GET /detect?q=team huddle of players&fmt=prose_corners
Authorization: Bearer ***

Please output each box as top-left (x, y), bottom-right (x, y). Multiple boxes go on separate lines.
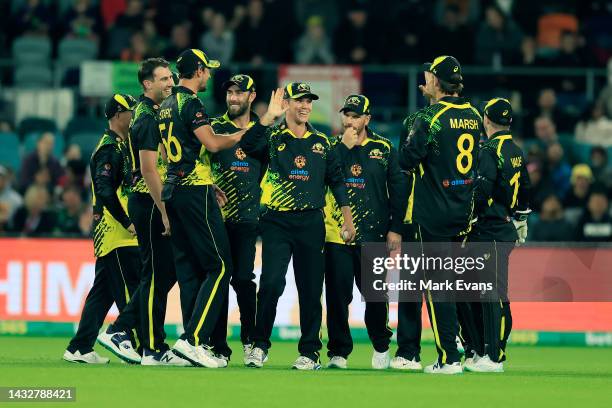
top-left (62, 49), bottom-right (530, 374)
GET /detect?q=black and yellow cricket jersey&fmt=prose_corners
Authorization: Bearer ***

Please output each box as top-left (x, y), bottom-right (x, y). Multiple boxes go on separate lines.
top-left (128, 95), bottom-right (167, 193)
top-left (158, 86), bottom-right (214, 186)
top-left (400, 96), bottom-right (483, 237)
top-left (324, 128), bottom-right (408, 244)
top-left (91, 130), bottom-right (138, 257)
top-left (474, 131), bottom-right (530, 233)
top-left (241, 120), bottom-right (349, 211)
top-left (210, 112), bottom-right (266, 223)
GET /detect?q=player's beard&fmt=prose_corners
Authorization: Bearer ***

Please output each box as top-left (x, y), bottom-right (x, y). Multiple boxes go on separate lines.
top-left (227, 101), bottom-right (249, 119)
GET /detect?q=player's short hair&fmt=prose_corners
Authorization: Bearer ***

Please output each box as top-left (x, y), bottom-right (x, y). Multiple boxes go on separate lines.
top-left (138, 57), bottom-right (170, 87)
top-left (438, 78), bottom-right (464, 95)
top-left (179, 70), bottom-right (197, 80)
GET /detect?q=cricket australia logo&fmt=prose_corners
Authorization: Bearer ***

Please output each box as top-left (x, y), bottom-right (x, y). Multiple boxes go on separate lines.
top-left (312, 142), bottom-right (324, 154)
top-left (297, 83), bottom-right (310, 92)
top-left (369, 148), bottom-right (383, 160)
top-left (351, 164), bottom-right (362, 177)
top-left (347, 96), bottom-right (361, 106)
top-left (231, 74), bottom-right (247, 83)
top-left (294, 155), bottom-right (307, 169)
top-left (235, 147), bottom-right (246, 160)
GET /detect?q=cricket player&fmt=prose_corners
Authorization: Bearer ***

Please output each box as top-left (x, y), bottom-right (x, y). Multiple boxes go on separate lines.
top-left (464, 98), bottom-right (530, 373)
top-left (64, 94), bottom-right (141, 364)
top-left (400, 55), bottom-right (482, 374)
top-left (324, 94), bottom-right (407, 370)
top-left (161, 49), bottom-right (283, 368)
top-left (242, 82), bottom-right (356, 370)
top-left (208, 74), bottom-right (266, 364)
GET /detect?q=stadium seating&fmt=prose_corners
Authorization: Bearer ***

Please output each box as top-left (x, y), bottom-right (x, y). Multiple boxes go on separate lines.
top-left (0, 132), bottom-right (21, 173)
top-left (69, 132), bottom-right (100, 158)
top-left (11, 36), bottom-right (52, 66)
top-left (64, 116), bottom-right (107, 139)
top-left (14, 65), bottom-right (53, 89)
top-left (22, 132), bottom-right (65, 158)
top-left (18, 117), bottom-right (57, 137)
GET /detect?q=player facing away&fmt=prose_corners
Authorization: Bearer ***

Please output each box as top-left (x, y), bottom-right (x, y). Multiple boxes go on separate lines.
top-left (208, 74), bottom-right (266, 365)
top-left (400, 55), bottom-right (482, 374)
top-left (464, 98), bottom-right (530, 373)
top-left (64, 94), bottom-right (141, 364)
top-left (161, 49), bottom-right (284, 368)
top-left (324, 94), bottom-right (408, 370)
top-left (242, 82), bottom-right (356, 370)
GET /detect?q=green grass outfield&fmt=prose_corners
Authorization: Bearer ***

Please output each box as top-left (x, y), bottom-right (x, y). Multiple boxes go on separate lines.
top-left (1, 337), bottom-right (611, 408)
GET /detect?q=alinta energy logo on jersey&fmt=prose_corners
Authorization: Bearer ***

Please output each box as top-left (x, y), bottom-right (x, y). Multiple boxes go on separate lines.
top-left (346, 163), bottom-right (366, 189)
top-left (351, 164), bottom-right (362, 177)
top-left (369, 148), bottom-right (383, 160)
top-left (311, 142), bottom-right (324, 155)
top-left (231, 147), bottom-right (250, 173)
top-left (290, 155), bottom-right (309, 181)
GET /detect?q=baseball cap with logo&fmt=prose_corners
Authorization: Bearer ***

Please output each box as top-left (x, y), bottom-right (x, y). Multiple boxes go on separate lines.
top-left (283, 82), bottom-right (319, 100)
top-left (104, 93), bottom-right (137, 119)
top-left (222, 74), bottom-right (256, 92)
top-left (484, 97), bottom-right (513, 126)
top-left (339, 94), bottom-right (371, 115)
top-left (176, 49), bottom-right (221, 75)
top-left (423, 55), bottom-right (463, 84)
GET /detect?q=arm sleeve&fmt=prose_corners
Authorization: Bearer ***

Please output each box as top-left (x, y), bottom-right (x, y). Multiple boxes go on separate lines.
top-left (134, 114), bottom-right (160, 151)
top-left (473, 148), bottom-right (498, 216)
top-left (399, 116), bottom-right (429, 172)
top-left (325, 144), bottom-right (349, 207)
top-left (182, 97), bottom-right (210, 133)
top-left (387, 146), bottom-right (410, 233)
top-left (515, 158), bottom-right (531, 212)
top-left (93, 146), bottom-right (131, 229)
top-left (240, 122), bottom-right (269, 162)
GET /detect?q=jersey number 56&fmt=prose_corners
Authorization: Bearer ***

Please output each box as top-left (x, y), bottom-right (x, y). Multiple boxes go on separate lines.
top-left (159, 122), bottom-right (182, 163)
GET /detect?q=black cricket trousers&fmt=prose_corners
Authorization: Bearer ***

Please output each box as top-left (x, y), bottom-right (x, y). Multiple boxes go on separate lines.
top-left (252, 209), bottom-right (325, 362)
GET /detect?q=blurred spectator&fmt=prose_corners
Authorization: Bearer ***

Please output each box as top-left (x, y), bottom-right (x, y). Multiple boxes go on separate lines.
top-left (520, 36), bottom-right (542, 66)
top-left (474, 5), bottom-right (523, 66)
top-left (387, 1), bottom-right (431, 64)
top-left (18, 132), bottom-right (63, 194)
top-left (12, 0), bottom-right (53, 36)
top-left (121, 31), bottom-right (149, 62)
top-left (234, 0), bottom-right (273, 65)
top-left (527, 161), bottom-right (556, 212)
top-left (8, 185), bottom-right (56, 237)
top-left (429, 4), bottom-right (473, 65)
top-left (596, 59), bottom-right (612, 118)
top-left (294, 0), bottom-right (339, 34)
top-left (563, 164), bottom-right (593, 209)
top-left (574, 102), bottom-right (612, 146)
top-left (534, 116), bottom-right (558, 146)
top-left (295, 15), bottom-right (334, 64)
top-left (142, 17), bottom-right (166, 57)
top-left (334, 5), bottom-right (378, 64)
top-left (163, 24), bottom-right (191, 61)
top-left (62, 0), bottom-right (103, 40)
top-left (114, 0), bottom-right (144, 32)
top-left (574, 191), bottom-right (612, 242)
top-left (549, 30), bottom-right (588, 67)
top-left (589, 146), bottom-right (612, 193)
top-left (200, 12), bottom-right (235, 64)
top-left (527, 88), bottom-right (573, 135)
top-left (101, 0), bottom-right (126, 28)
top-left (434, 0), bottom-right (481, 25)
top-left (57, 159), bottom-right (88, 200)
top-left (55, 186), bottom-right (87, 236)
top-left (0, 166), bottom-right (23, 231)
top-left (545, 142), bottom-right (572, 199)
top-left (529, 194), bottom-right (575, 241)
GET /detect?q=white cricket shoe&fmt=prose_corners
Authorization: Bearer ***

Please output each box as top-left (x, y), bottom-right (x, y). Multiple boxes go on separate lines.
top-left (390, 356), bottom-right (422, 371)
top-left (292, 356), bottom-right (321, 370)
top-left (463, 354), bottom-right (482, 371)
top-left (63, 350), bottom-right (109, 364)
top-left (371, 350), bottom-right (391, 369)
top-left (212, 353), bottom-right (229, 368)
top-left (326, 356), bottom-right (348, 369)
top-left (245, 347), bottom-right (267, 368)
top-left (424, 361), bottom-right (463, 375)
top-left (243, 344), bottom-right (253, 365)
top-left (172, 339), bottom-right (219, 368)
top-left (141, 349), bottom-right (192, 366)
top-left (467, 355), bottom-right (504, 373)
top-left (96, 329), bottom-right (140, 364)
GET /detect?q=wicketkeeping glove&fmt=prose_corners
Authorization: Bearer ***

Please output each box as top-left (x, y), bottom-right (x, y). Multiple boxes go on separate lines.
top-left (512, 209), bottom-right (531, 245)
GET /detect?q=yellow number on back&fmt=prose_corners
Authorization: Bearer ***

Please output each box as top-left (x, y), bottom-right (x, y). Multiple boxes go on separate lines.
top-left (456, 133), bottom-right (474, 174)
top-left (510, 171), bottom-right (520, 208)
top-left (159, 122), bottom-right (182, 162)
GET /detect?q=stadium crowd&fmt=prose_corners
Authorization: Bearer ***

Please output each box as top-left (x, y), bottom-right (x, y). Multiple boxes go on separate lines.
top-left (1, 0), bottom-right (612, 241)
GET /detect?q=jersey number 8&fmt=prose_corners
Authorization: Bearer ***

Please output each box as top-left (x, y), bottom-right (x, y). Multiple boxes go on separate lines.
top-left (456, 133), bottom-right (475, 174)
top-left (159, 122), bottom-right (182, 163)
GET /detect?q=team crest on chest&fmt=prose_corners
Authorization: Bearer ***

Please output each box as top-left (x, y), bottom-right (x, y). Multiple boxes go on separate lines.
top-left (351, 164), bottom-right (362, 177)
top-left (369, 148), bottom-right (383, 160)
top-left (235, 147), bottom-right (246, 160)
top-left (294, 155), bottom-right (307, 169)
top-left (311, 142), bottom-right (324, 154)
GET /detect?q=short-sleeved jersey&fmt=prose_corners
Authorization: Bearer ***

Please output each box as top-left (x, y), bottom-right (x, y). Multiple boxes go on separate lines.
top-left (324, 128), bottom-right (408, 244)
top-left (158, 86), bottom-right (213, 186)
top-left (91, 131), bottom-right (138, 257)
top-left (400, 96), bottom-right (483, 237)
top-left (127, 95), bottom-right (167, 193)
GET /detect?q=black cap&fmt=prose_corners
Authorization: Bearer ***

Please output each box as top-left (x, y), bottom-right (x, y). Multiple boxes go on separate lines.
top-left (283, 82), bottom-right (319, 100)
top-left (484, 97), bottom-right (513, 126)
top-left (222, 74), bottom-right (256, 92)
top-left (176, 49), bottom-right (220, 75)
top-left (171, 71), bottom-right (179, 85)
top-left (423, 55), bottom-right (463, 84)
top-left (104, 93), bottom-right (137, 119)
top-left (339, 94), bottom-right (371, 115)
